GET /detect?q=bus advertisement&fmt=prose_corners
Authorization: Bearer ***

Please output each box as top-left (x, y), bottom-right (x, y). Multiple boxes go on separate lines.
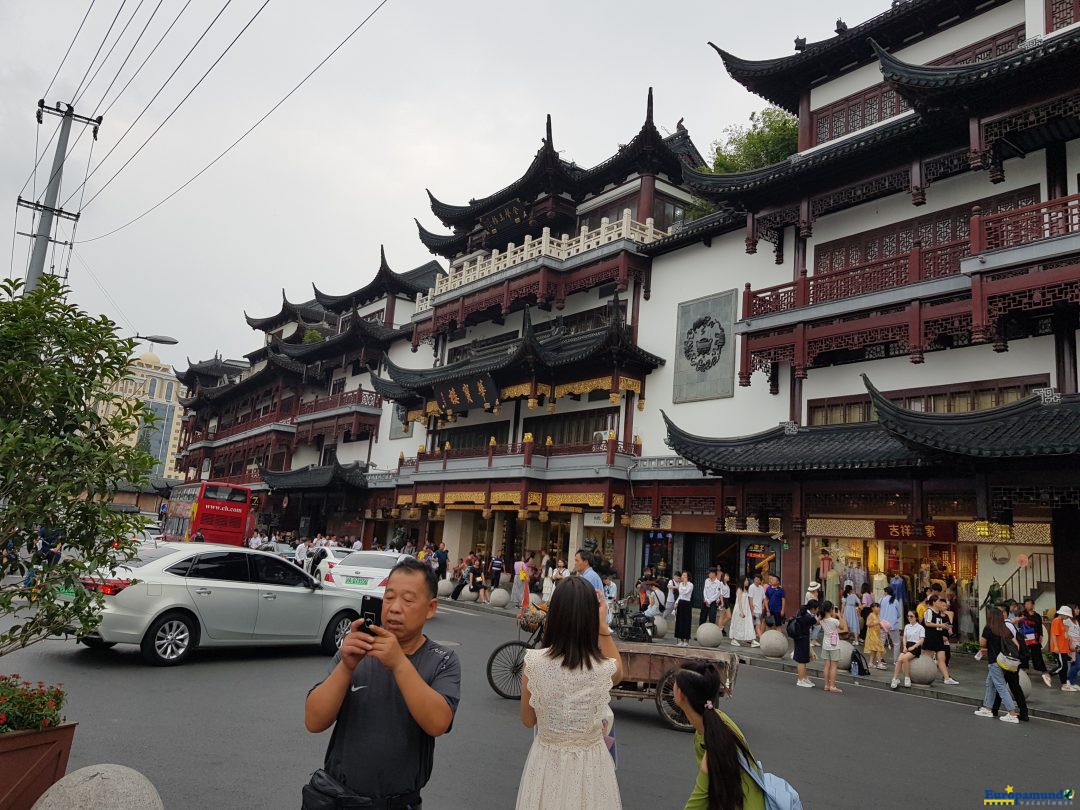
top-left (163, 482), bottom-right (254, 545)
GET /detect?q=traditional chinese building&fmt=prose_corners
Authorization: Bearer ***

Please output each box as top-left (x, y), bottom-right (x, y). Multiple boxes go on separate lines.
top-left (173, 0), bottom-right (1080, 615)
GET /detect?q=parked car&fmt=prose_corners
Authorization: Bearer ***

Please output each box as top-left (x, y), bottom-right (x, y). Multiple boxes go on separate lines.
top-left (306, 547), bottom-right (354, 581)
top-left (258, 541), bottom-right (297, 563)
top-left (322, 550), bottom-right (412, 598)
top-left (58, 542), bottom-right (365, 666)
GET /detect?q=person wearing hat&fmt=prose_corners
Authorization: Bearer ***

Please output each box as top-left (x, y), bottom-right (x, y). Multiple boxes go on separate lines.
top-left (804, 582), bottom-right (821, 646)
top-left (1050, 604), bottom-right (1079, 691)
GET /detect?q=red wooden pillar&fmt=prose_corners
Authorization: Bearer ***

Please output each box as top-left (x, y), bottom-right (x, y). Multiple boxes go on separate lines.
top-left (639, 174), bottom-right (656, 223)
top-left (792, 323), bottom-right (807, 380)
top-left (908, 301), bottom-right (924, 364)
top-left (738, 335), bottom-right (753, 387)
top-left (384, 294), bottom-right (396, 328)
top-left (797, 90), bottom-right (812, 152)
top-left (622, 391), bottom-right (635, 449)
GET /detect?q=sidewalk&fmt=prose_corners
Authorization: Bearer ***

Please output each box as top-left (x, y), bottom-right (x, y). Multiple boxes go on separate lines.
top-left (438, 596), bottom-right (1080, 725)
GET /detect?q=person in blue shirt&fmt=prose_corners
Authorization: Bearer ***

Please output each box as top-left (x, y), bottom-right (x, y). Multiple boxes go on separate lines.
top-left (879, 585), bottom-right (903, 661)
top-left (574, 549), bottom-right (604, 592)
top-left (764, 574), bottom-right (786, 626)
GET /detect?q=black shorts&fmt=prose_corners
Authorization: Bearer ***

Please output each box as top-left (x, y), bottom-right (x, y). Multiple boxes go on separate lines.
top-left (922, 634), bottom-right (944, 653)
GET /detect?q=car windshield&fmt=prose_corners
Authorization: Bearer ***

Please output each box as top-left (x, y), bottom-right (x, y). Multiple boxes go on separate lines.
top-left (125, 546), bottom-right (185, 568)
top-left (332, 549), bottom-right (352, 559)
top-left (340, 552), bottom-right (398, 569)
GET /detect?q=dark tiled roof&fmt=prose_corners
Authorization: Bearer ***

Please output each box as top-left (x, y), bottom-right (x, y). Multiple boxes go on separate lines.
top-left (245, 291), bottom-right (330, 332)
top-left (873, 31), bottom-right (1080, 112)
top-left (272, 310), bottom-right (406, 362)
top-left (866, 376), bottom-right (1080, 458)
top-left (312, 247), bottom-right (429, 312)
top-left (260, 461), bottom-right (367, 491)
top-left (174, 355), bottom-right (246, 386)
top-left (383, 298), bottom-right (663, 393)
top-left (638, 209), bottom-right (744, 256)
top-left (178, 352), bottom-right (303, 408)
top-left (662, 411), bottom-right (924, 473)
top-left (711, 0), bottom-right (1013, 112)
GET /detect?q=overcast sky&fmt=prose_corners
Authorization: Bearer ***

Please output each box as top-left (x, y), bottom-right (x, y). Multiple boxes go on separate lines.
top-left (1, 0), bottom-right (871, 369)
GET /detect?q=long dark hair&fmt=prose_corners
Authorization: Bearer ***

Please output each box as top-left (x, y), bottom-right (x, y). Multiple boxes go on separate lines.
top-left (985, 606), bottom-right (1010, 638)
top-left (675, 661), bottom-right (751, 810)
top-left (543, 575), bottom-right (604, 670)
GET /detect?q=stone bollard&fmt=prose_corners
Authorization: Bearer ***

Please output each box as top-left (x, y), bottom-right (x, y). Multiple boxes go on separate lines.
top-left (489, 588), bottom-right (510, 608)
top-left (651, 616), bottom-right (668, 639)
top-left (696, 623), bottom-right (724, 648)
top-left (835, 640), bottom-right (854, 671)
top-left (1017, 668), bottom-right (1032, 699)
top-left (759, 629), bottom-right (788, 658)
top-left (458, 588), bottom-right (478, 603)
top-left (436, 578), bottom-right (454, 597)
top-left (33, 765), bottom-right (164, 810)
top-left (908, 654), bottom-right (938, 685)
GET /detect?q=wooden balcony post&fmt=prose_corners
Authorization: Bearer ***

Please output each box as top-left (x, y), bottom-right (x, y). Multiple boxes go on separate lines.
top-left (793, 323), bottom-right (807, 380)
top-left (970, 273), bottom-right (988, 343)
top-left (487, 436), bottom-right (495, 468)
top-left (742, 283), bottom-right (753, 319)
top-left (796, 270), bottom-right (809, 308)
top-left (908, 239), bottom-right (923, 284)
top-left (738, 338), bottom-right (752, 387)
top-left (523, 433), bottom-right (534, 468)
top-left (606, 429), bottom-right (617, 466)
top-left (744, 212), bottom-right (757, 254)
top-left (969, 205), bottom-right (985, 254)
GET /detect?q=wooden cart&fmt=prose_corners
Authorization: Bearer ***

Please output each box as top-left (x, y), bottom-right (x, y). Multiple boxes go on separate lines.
top-left (486, 631), bottom-right (739, 732)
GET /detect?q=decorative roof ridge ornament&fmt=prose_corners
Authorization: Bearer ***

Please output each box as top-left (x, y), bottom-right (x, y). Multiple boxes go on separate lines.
top-left (781, 420), bottom-right (799, 435)
top-left (1033, 386), bottom-right (1061, 405)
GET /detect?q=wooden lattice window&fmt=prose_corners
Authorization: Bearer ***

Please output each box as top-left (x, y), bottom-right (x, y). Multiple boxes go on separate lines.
top-left (812, 186), bottom-right (1038, 274)
top-left (1047, 0), bottom-right (1080, 32)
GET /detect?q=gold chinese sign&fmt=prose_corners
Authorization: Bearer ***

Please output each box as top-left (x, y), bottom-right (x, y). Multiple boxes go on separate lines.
top-left (434, 373), bottom-right (497, 414)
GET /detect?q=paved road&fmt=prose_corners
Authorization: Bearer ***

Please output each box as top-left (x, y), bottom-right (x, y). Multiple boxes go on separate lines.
top-left (3, 605), bottom-right (1076, 809)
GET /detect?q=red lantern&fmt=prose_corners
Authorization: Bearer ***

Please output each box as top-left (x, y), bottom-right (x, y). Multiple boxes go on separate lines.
top-left (1016, 554), bottom-right (1029, 568)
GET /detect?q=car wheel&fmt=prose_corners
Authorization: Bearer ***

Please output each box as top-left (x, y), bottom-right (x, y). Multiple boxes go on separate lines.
top-left (79, 637), bottom-right (116, 650)
top-left (322, 610), bottom-right (357, 656)
top-left (141, 611), bottom-right (197, 666)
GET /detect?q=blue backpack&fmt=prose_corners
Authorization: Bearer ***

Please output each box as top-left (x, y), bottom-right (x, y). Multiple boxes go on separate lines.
top-left (738, 754), bottom-right (803, 810)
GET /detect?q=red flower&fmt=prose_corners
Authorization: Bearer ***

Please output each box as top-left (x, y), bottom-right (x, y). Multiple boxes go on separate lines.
top-left (47, 700), bottom-right (56, 709)
top-left (0, 712), bottom-right (7, 724)
top-left (41, 718), bottom-right (50, 728)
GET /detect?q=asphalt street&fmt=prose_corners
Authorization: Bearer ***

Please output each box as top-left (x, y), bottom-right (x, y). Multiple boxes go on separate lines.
top-left (3, 605), bottom-right (1076, 810)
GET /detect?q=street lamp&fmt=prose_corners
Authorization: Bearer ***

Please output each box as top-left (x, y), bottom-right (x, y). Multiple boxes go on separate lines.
top-left (133, 334), bottom-right (179, 345)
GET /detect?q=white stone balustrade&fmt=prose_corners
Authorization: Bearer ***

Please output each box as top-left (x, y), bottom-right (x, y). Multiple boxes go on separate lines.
top-left (414, 209), bottom-right (665, 313)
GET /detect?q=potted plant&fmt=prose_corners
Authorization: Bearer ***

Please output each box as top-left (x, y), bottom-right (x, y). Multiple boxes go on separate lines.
top-left (0, 674), bottom-right (74, 809)
top-left (0, 277), bottom-right (157, 807)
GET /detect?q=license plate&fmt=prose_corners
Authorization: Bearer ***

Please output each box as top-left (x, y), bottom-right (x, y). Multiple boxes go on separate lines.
top-left (345, 577), bottom-right (369, 586)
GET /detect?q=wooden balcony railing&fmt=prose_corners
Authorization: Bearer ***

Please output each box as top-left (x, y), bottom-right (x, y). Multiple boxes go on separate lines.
top-left (211, 410), bottom-right (296, 441)
top-left (743, 194), bottom-right (1080, 320)
top-left (213, 470), bottom-right (263, 485)
top-left (297, 388), bottom-right (382, 416)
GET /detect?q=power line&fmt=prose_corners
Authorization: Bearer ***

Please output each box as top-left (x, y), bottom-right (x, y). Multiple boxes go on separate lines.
top-left (100, 0), bottom-right (180, 117)
top-left (75, 0), bottom-right (274, 213)
top-left (69, 0), bottom-right (128, 103)
top-left (42, 0), bottom-right (98, 100)
top-left (78, 0), bottom-right (392, 243)
top-left (60, 0), bottom-right (236, 210)
top-left (69, 247), bottom-right (139, 333)
top-left (73, 0), bottom-right (148, 108)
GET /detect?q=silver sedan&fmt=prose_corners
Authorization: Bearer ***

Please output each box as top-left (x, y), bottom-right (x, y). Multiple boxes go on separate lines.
top-left (62, 543), bottom-right (366, 666)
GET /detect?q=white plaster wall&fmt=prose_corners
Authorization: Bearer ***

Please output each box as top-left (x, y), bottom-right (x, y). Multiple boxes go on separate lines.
top-left (290, 445), bottom-right (320, 468)
top-left (808, 151), bottom-right (1046, 267)
top-left (335, 439), bottom-right (373, 466)
top-left (809, 1), bottom-right (1026, 110)
top-left (977, 542), bottom-right (1057, 618)
top-left (800, 336), bottom-right (1056, 416)
top-left (634, 233), bottom-right (792, 449)
top-left (1025, 0), bottom-right (1047, 37)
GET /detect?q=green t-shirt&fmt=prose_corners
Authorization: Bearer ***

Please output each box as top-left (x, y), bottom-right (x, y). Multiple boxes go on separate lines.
top-left (683, 710), bottom-right (766, 810)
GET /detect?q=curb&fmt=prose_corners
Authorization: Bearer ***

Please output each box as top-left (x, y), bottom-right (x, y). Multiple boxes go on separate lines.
top-left (438, 598), bottom-right (1080, 726)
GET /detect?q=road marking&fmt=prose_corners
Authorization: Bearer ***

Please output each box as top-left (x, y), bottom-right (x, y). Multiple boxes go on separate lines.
top-left (437, 606), bottom-right (478, 617)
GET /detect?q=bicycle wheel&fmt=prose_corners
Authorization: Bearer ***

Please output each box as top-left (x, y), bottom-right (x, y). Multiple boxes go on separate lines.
top-left (487, 641), bottom-right (530, 699)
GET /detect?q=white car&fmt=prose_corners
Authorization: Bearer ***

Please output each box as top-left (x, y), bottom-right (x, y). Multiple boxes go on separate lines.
top-left (323, 550), bottom-right (413, 598)
top-left (306, 547), bottom-right (355, 581)
top-left (60, 542), bottom-right (365, 666)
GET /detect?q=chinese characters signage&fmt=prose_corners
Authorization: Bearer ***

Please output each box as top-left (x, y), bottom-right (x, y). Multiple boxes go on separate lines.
top-left (873, 520), bottom-right (956, 542)
top-left (434, 373), bottom-right (498, 414)
top-left (481, 200), bottom-right (527, 235)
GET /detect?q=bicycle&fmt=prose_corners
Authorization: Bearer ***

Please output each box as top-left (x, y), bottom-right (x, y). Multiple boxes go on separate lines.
top-left (486, 605), bottom-right (546, 699)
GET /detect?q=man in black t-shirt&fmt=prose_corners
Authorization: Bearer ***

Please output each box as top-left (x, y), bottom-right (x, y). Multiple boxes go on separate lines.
top-left (305, 558), bottom-right (460, 808)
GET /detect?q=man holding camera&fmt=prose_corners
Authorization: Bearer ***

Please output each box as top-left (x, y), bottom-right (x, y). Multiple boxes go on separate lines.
top-left (304, 558), bottom-right (461, 809)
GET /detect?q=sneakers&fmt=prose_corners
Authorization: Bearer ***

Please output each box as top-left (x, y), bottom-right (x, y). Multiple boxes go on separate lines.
top-left (730, 640), bottom-right (740, 647)
top-left (973, 708), bottom-right (994, 717)
top-left (1063, 684), bottom-right (1079, 692)
top-left (796, 679), bottom-right (814, 688)
top-left (890, 678), bottom-right (900, 689)
top-left (1000, 714), bottom-right (1020, 724)
top-left (750, 640), bottom-right (760, 648)
top-left (1042, 673), bottom-right (1053, 688)
top-left (904, 677), bottom-right (911, 688)
top-left (875, 662), bottom-right (889, 670)
top-left (943, 678), bottom-right (959, 685)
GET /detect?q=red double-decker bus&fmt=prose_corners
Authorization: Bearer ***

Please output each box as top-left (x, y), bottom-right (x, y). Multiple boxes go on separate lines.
top-left (163, 482), bottom-right (254, 546)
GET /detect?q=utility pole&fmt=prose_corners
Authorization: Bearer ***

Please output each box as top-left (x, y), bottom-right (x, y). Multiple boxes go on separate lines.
top-left (17, 100), bottom-right (101, 292)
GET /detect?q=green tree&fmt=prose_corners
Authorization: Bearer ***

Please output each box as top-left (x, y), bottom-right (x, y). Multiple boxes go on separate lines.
top-left (0, 277), bottom-right (156, 657)
top-left (303, 328), bottom-right (324, 344)
top-left (710, 107), bottom-right (798, 174)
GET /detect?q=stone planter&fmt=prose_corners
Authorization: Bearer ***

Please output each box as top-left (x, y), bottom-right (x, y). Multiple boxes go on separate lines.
top-left (0, 722), bottom-right (77, 810)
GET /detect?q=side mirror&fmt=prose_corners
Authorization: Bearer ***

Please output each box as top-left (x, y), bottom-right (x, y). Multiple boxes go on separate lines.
top-left (308, 579), bottom-right (321, 590)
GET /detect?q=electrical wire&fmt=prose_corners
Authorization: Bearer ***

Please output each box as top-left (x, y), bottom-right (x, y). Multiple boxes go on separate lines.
top-left (59, 0), bottom-right (236, 210)
top-left (69, 0), bottom-right (128, 104)
top-left (42, 0), bottom-right (97, 100)
top-left (69, 247), bottom-right (139, 333)
top-left (99, 0), bottom-right (175, 116)
top-left (77, 0), bottom-right (392, 243)
top-left (75, 0), bottom-right (274, 213)
top-left (73, 0), bottom-right (145, 107)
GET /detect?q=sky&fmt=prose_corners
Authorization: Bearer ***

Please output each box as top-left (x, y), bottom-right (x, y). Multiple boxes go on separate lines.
top-left (0, 0), bottom-right (872, 370)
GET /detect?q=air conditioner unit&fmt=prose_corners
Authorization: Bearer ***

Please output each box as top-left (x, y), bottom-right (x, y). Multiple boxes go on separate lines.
top-left (592, 430), bottom-right (608, 444)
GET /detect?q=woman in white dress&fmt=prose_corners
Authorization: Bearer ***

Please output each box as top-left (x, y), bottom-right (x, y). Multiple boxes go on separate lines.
top-left (729, 576), bottom-right (757, 646)
top-left (515, 575), bottom-right (624, 810)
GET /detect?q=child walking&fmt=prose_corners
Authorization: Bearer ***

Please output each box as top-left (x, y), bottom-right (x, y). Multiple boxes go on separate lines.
top-left (864, 603), bottom-right (887, 670)
top-left (818, 601), bottom-right (848, 694)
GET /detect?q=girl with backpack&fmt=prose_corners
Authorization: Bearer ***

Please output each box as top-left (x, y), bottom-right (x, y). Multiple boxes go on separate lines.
top-left (790, 599), bottom-right (819, 688)
top-left (673, 661), bottom-right (766, 810)
top-left (974, 605), bottom-right (1022, 723)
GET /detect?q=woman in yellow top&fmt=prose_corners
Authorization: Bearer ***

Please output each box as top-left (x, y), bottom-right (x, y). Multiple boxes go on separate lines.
top-left (673, 661), bottom-right (766, 810)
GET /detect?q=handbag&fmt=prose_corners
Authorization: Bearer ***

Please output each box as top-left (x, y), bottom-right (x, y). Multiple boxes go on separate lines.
top-left (302, 769), bottom-right (372, 809)
top-left (996, 652), bottom-right (1021, 672)
top-left (737, 754), bottom-right (803, 810)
